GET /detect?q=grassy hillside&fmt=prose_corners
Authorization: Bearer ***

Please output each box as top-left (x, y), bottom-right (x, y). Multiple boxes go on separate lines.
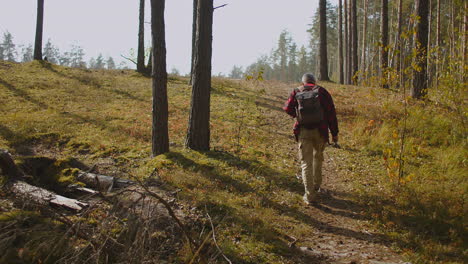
top-left (0, 61), bottom-right (466, 263)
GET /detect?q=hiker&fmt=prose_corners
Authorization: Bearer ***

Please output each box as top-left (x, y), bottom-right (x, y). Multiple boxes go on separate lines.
top-left (283, 73), bottom-right (339, 205)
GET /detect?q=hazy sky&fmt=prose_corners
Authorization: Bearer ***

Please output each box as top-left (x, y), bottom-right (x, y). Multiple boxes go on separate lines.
top-left (0, 0), bottom-right (337, 74)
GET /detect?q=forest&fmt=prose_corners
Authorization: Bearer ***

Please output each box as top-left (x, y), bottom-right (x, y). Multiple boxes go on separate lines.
top-left (0, 0), bottom-right (466, 264)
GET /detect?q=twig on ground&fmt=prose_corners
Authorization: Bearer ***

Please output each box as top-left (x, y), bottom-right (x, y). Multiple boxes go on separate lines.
top-left (286, 234), bottom-right (298, 248)
top-left (206, 208), bottom-right (232, 264)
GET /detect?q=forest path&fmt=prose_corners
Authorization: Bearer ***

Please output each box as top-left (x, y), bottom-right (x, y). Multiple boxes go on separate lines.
top-left (258, 81), bottom-right (409, 264)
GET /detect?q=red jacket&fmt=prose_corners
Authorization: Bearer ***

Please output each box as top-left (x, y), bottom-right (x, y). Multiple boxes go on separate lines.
top-left (283, 83), bottom-right (339, 143)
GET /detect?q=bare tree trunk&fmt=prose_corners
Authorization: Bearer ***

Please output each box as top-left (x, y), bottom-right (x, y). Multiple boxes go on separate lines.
top-left (33, 0), bottom-right (44, 61)
top-left (351, 0), bottom-right (358, 84)
top-left (344, 0), bottom-right (351, 84)
top-left (411, 0), bottom-right (429, 99)
top-left (338, 0), bottom-right (344, 84)
top-left (189, 0), bottom-right (198, 85)
top-left (450, 0), bottom-right (455, 60)
top-left (151, 0), bottom-right (169, 156)
top-left (137, 0), bottom-right (146, 73)
top-left (319, 0), bottom-right (330, 81)
top-left (360, 0), bottom-right (368, 82)
top-left (435, 0), bottom-right (441, 88)
top-left (186, 0), bottom-right (214, 151)
top-left (397, 0), bottom-right (404, 88)
top-left (147, 49), bottom-right (153, 71)
top-left (427, 0), bottom-right (432, 87)
top-left (463, 1), bottom-right (467, 81)
top-left (380, 0), bottom-right (389, 88)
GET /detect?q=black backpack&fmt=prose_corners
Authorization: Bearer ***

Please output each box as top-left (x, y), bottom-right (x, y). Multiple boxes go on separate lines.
top-left (294, 86), bottom-right (324, 125)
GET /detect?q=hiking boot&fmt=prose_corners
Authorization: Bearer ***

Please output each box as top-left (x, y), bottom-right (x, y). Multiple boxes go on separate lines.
top-left (303, 194), bottom-right (317, 206)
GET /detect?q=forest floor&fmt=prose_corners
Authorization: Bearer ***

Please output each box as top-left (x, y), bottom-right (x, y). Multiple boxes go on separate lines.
top-left (0, 61), bottom-right (465, 263)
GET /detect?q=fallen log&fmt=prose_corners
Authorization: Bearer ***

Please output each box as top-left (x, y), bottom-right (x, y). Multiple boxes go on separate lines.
top-left (77, 171), bottom-right (134, 192)
top-left (10, 181), bottom-right (88, 211)
top-left (0, 149), bottom-right (88, 212)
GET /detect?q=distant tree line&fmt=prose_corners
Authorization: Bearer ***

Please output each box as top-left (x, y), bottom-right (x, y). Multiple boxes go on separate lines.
top-left (229, 1), bottom-right (338, 83)
top-left (232, 0), bottom-right (467, 100)
top-left (0, 31), bottom-right (123, 70)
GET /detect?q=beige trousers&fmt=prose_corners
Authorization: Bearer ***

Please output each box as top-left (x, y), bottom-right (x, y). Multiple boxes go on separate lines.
top-left (298, 128), bottom-right (326, 201)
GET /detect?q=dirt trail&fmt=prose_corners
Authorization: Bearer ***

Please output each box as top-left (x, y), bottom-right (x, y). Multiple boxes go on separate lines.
top-left (264, 82), bottom-right (409, 264)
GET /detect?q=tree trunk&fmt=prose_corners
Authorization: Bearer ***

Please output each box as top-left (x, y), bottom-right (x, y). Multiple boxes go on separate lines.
top-left (137, 0), bottom-right (146, 73)
top-left (344, 0), bottom-right (350, 84)
top-left (464, 1), bottom-right (467, 82)
top-left (360, 0), bottom-right (368, 82)
top-left (351, 0), bottom-right (358, 84)
top-left (186, 0), bottom-right (213, 151)
top-left (147, 49), bottom-right (153, 72)
top-left (380, 0), bottom-right (389, 88)
top-left (151, 0), bottom-right (169, 156)
top-left (189, 0), bottom-right (198, 85)
top-left (435, 0), bottom-right (440, 88)
top-left (33, 0), bottom-right (44, 61)
top-left (396, 0), bottom-right (404, 87)
top-left (338, 0), bottom-right (344, 84)
top-left (319, 0), bottom-right (330, 81)
top-left (427, 0), bottom-right (432, 87)
top-left (411, 0), bottom-right (429, 99)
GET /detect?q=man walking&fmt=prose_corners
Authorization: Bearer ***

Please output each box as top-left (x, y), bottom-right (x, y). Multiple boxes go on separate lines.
top-left (283, 73), bottom-right (339, 205)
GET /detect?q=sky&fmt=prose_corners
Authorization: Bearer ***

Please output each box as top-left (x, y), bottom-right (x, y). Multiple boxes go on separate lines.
top-left (0, 0), bottom-right (337, 75)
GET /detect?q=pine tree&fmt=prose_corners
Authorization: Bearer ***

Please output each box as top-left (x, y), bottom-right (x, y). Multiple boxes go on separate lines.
top-left (151, 0), bottom-right (169, 155)
top-left (273, 30), bottom-right (291, 81)
top-left (34, 0), bottom-right (44, 60)
top-left (0, 45), bottom-right (4, 61)
top-left (21, 44), bottom-right (34, 62)
top-left (2, 32), bottom-right (16, 62)
top-left (338, 0), bottom-right (344, 84)
top-left (380, 0), bottom-right (389, 88)
top-left (411, 0), bottom-right (430, 98)
top-left (137, 0), bottom-right (146, 73)
top-left (43, 39), bottom-right (60, 64)
top-left (186, 0), bottom-right (214, 151)
top-left (69, 45), bottom-right (85, 68)
top-left (107, 57), bottom-right (116, 69)
top-left (95, 54), bottom-right (105, 69)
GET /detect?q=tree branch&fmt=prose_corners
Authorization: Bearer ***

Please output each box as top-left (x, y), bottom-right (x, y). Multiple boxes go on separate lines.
top-left (214, 4), bottom-right (228, 10)
top-left (120, 55), bottom-right (137, 65)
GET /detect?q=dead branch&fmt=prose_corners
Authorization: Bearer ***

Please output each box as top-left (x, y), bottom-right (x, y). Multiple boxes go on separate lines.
top-left (120, 55), bottom-right (137, 65)
top-left (214, 4), bottom-right (228, 10)
top-left (206, 209), bottom-right (232, 264)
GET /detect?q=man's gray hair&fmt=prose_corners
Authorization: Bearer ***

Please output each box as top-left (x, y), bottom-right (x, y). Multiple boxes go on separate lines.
top-left (302, 73), bottom-right (316, 84)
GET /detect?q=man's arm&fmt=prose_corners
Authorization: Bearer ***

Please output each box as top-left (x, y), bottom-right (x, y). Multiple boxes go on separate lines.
top-left (283, 89), bottom-right (297, 118)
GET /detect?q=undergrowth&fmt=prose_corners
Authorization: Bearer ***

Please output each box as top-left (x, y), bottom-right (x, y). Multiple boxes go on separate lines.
top-left (338, 82), bottom-right (467, 263)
